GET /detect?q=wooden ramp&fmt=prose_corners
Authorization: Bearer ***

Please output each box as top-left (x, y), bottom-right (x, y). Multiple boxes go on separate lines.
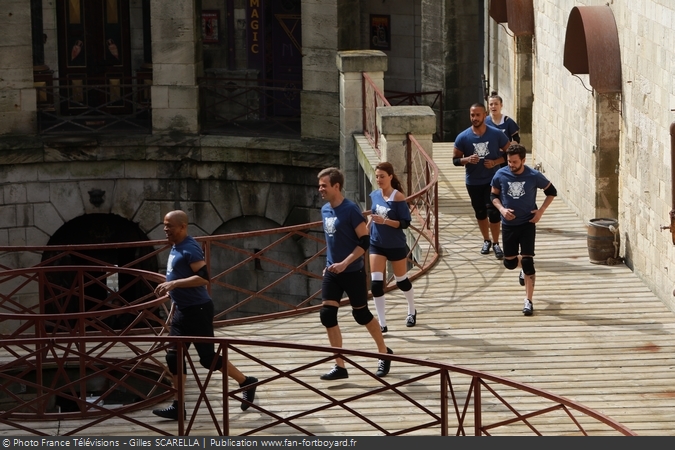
top-left (4, 142), bottom-right (675, 436)
top-left (217, 143), bottom-right (675, 436)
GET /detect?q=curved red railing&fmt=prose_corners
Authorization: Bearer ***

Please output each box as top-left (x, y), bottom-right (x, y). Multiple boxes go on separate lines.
top-left (0, 336), bottom-right (635, 436)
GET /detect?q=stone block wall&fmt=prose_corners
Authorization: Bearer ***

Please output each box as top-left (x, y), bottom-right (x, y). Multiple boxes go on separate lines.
top-left (361, 0), bottom-right (422, 93)
top-left (526, 0), bottom-right (675, 310)
top-left (0, 1), bottom-right (36, 135)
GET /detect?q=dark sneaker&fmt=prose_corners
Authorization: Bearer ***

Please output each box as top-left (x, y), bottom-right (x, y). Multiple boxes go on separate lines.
top-left (239, 376), bottom-right (258, 411)
top-left (493, 243), bottom-right (504, 260)
top-left (480, 240), bottom-right (491, 255)
top-left (320, 365), bottom-right (349, 380)
top-left (522, 299), bottom-right (533, 316)
top-left (376, 348), bottom-right (393, 377)
top-left (153, 400), bottom-right (185, 420)
top-left (519, 270), bottom-right (525, 286)
top-left (380, 325), bottom-right (388, 333)
top-left (405, 311), bottom-right (417, 327)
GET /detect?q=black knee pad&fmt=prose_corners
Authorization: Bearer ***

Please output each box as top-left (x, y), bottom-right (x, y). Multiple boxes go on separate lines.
top-left (488, 207), bottom-right (501, 223)
top-left (396, 277), bottom-right (412, 292)
top-left (352, 306), bottom-right (374, 325)
top-left (503, 258), bottom-right (518, 270)
top-left (475, 209), bottom-right (488, 220)
top-left (371, 280), bottom-right (384, 297)
top-left (320, 305), bottom-right (339, 328)
top-left (521, 257), bottom-right (535, 275)
top-left (165, 350), bottom-right (186, 375)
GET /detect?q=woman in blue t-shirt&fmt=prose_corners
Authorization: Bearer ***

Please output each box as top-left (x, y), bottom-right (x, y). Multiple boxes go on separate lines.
top-left (486, 91), bottom-right (520, 144)
top-left (368, 162), bottom-right (416, 332)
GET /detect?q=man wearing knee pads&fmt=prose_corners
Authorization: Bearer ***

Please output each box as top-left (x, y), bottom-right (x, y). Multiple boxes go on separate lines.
top-left (317, 167), bottom-right (393, 381)
top-left (454, 103), bottom-right (511, 259)
top-left (491, 144), bottom-right (557, 316)
top-left (152, 210), bottom-right (258, 420)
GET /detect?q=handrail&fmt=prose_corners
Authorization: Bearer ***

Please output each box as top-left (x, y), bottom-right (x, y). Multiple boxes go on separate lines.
top-left (0, 335), bottom-right (636, 436)
top-left (362, 73), bottom-right (391, 156)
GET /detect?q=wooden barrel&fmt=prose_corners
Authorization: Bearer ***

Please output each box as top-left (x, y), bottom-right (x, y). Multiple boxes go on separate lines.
top-left (587, 218), bottom-right (619, 264)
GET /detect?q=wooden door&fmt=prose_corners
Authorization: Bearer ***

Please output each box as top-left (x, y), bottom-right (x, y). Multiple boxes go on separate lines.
top-left (56, 0), bottom-right (132, 114)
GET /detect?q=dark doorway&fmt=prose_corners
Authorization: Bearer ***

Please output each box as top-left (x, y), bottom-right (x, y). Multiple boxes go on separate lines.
top-left (55, 0), bottom-right (132, 115)
top-left (270, 0), bottom-right (302, 116)
top-left (41, 214), bottom-right (159, 332)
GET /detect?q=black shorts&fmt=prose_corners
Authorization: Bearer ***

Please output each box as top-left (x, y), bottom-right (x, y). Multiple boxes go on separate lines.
top-left (322, 269), bottom-right (368, 308)
top-left (502, 222), bottom-right (536, 257)
top-left (466, 183), bottom-right (498, 222)
top-left (370, 244), bottom-right (408, 261)
top-left (170, 301), bottom-right (215, 338)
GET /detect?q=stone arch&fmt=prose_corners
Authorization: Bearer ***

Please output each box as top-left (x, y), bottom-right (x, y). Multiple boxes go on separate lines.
top-left (41, 213), bottom-right (159, 329)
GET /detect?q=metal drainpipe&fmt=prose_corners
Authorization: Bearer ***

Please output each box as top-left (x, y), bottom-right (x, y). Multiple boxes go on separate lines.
top-left (662, 122), bottom-right (675, 245)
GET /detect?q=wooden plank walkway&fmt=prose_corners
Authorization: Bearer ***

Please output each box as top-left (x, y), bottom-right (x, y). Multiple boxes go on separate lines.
top-left (217, 143), bottom-right (675, 436)
top-left (4, 142), bottom-right (675, 436)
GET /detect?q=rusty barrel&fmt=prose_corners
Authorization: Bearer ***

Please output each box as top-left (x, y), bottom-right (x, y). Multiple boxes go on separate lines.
top-left (587, 218), bottom-right (619, 264)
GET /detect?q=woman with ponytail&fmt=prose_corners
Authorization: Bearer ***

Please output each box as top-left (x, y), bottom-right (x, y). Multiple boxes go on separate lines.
top-left (368, 162), bottom-right (416, 332)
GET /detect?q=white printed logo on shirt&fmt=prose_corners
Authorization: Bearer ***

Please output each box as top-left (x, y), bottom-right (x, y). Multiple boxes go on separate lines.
top-left (473, 141), bottom-right (490, 158)
top-left (374, 204), bottom-right (390, 220)
top-left (324, 217), bottom-right (337, 237)
top-left (507, 181), bottom-right (526, 199)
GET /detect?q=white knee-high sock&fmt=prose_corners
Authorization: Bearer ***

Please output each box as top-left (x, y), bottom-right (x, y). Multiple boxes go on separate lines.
top-left (395, 274), bottom-right (415, 315)
top-left (373, 296), bottom-right (386, 327)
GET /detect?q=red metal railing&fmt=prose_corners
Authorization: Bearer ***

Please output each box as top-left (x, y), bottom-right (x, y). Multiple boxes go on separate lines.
top-left (198, 77), bottom-right (301, 136)
top-left (0, 336), bottom-right (636, 436)
top-left (386, 89), bottom-right (444, 141)
top-left (35, 77), bottom-right (152, 135)
top-left (407, 134), bottom-right (439, 251)
top-left (363, 73), bottom-right (391, 156)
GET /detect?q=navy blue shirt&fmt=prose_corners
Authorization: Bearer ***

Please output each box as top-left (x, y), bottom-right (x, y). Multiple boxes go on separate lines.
top-left (166, 236), bottom-right (211, 310)
top-left (485, 115), bottom-right (520, 142)
top-left (491, 165), bottom-right (551, 226)
top-left (454, 125), bottom-right (509, 185)
top-left (369, 189), bottom-right (411, 249)
top-left (322, 198), bottom-right (367, 272)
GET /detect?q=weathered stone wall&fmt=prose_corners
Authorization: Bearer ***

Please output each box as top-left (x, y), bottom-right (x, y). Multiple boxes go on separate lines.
top-left (0, 135), bottom-right (336, 250)
top-left (421, 0), bottom-right (484, 140)
top-left (361, 0), bottom-right (421, 93)
top-left (506, 0), bottom-right (675, 310)
top-left (0, 1), bottom-right (36, 135)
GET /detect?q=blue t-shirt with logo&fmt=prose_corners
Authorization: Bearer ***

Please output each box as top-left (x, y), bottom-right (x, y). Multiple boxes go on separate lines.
top-left (369, 189), bottom-right (411, 249)
top-left (166, 235), bottom-right (211, 310)
top-left (491, 165), bottom-right (551, 226)
top-left (454, 125), bottom-right (509, 185)
top-left (322, 198), bottom-right (366, 273)
top-left (485, 115), bottom-right (520, 141)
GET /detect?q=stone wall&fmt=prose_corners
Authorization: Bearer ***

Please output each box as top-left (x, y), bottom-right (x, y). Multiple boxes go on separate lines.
top-left (513, 0), bottom-right (675, 310)
top-left (361, 0), bottom-right (421, 93)
top-left (0, 1), bottom-right (36, 135)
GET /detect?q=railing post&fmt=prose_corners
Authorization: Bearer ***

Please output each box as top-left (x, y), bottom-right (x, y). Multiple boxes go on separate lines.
top-left (337, 50), bottom-right (388, 201)
top-left (222, 344), bottom-right (229, 436)
top-left (474, 376), bottom-right (482, 436)
top-left (376, 106), bottom-right (436, 193)
top-left (441, 369), bottom-right (449, 436)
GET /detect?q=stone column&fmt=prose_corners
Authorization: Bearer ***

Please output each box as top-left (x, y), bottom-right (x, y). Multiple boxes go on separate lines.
top-left (376, 106), bottom-right (436, 192)
top-left (150, 0), bottom-right (202, 135)
top-left (336, 50), bottom-right (387, 200)
top-left (0, 1), bottom-right (37, 134)
top-left (515, 35), bottom-right (533, 151)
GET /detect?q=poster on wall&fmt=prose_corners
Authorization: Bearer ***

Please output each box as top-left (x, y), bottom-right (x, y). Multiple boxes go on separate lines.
top-left (370, 14), bottom-right (390, 51)
top-left (202, 10), bottom-right (219, 43)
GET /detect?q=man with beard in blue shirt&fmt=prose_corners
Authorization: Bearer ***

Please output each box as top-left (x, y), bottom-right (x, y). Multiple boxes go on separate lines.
top-left (491, 145), bottom-right (557, 316)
